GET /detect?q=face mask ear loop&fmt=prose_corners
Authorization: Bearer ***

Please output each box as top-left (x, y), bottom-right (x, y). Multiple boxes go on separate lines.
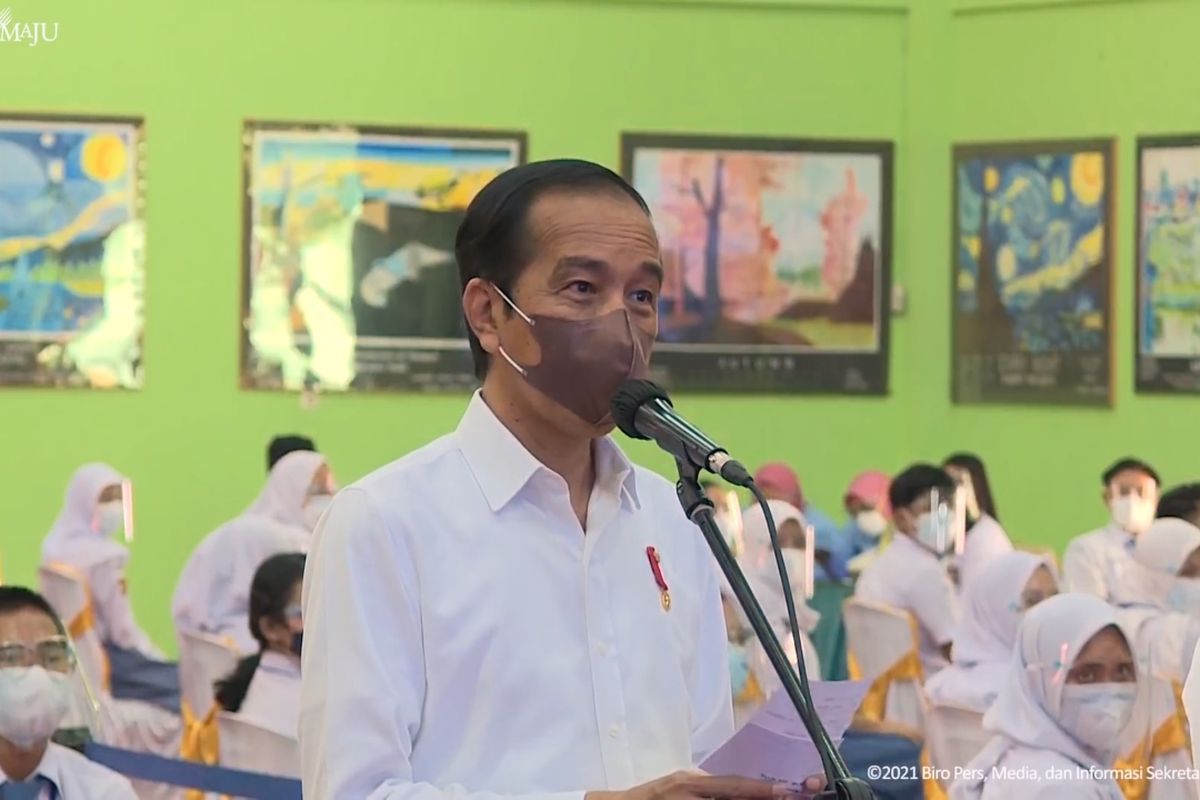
top-left (490, 283), bottom-right (533, 377)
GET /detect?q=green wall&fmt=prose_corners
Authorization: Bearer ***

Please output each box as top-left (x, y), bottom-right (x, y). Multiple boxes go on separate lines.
top-left (0, 0), bottom-right (1194, 652)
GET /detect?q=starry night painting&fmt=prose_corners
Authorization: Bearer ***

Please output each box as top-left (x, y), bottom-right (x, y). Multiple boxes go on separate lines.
top-left (952, 140), bottom-right (1114, 406)
top-left (0, 115), bottom-right (145, 389)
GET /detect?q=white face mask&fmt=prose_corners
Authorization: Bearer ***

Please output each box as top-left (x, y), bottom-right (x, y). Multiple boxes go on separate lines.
top-left (915, 511), bottom-right (954, 555)
top-left (94, 500), bottom-right (124, 538)
top-left (1111, 495), bottom-right (1156, 535)
top-left (1058, 682), bottom-right (1137, 758)
top-left (1167, 577), bottom-right (1200, 614)
top-left (855, 510), bottom-right (887, 538)
top-left (302, 495), bottom-right (332, 532)
top-left (0, 666), bottom-right (72, 749)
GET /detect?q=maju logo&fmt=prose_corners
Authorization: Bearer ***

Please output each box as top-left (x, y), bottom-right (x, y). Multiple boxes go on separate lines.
top-left (0, 7), bottom-right (60, 47)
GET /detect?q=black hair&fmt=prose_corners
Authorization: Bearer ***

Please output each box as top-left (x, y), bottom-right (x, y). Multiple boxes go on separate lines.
top-left (944, 452), bottom-right (999, 522)
top-left (267, 435), bottom-right (316, 471)
top-left (889, 464), bottom-right (957, 511)
top-left (454, 159), bottom-right (651, 379)
top-left (1158, 483), bottom-right (1200, 521)
top-left (214, 553), bottom-right (306, 713)
top-left (0, 586), bottom-right (65, 636)
top-left (1102, 457), bottom-right (1160, 487)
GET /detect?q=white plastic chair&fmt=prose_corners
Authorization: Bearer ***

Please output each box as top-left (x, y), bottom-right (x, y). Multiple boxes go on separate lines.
top-left (842, 597), bottom-right (927, 734)
top-left (926, 702), bottom-right (988, 779)
top-left (39, 563), bottom-right (109, 695)
top-left (217, 712), bottom-right (300, 778)
top-left (179, 631), bottom-right (240, 722)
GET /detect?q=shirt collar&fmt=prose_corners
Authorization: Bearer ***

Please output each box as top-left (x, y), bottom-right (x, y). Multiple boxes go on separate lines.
top-left (890, 530), bottom-right (945, 566)
top-left (455, 392), bottom-right (640, 513)
top-left (0, 743), bottom-right (61, 794)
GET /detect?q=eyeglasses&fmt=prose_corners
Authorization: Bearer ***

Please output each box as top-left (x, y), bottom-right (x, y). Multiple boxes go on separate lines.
top-left (0, 636), bottom-right (76, 672)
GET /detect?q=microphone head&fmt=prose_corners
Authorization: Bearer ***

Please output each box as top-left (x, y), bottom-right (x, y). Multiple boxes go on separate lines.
top-left (610, 379), bottom-right (673, 440)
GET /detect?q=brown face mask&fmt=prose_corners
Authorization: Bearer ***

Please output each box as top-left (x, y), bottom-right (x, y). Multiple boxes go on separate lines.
top-left (493, 285), bottom-right (654, 425)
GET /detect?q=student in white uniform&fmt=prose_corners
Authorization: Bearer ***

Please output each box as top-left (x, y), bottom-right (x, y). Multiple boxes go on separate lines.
top-left (855, 464), bottom-right (962, 676)
top-left (952, 593), bottom-right (1137, 800)
top-left (727, 501), bottom-right (821, 725)
top-left (1112, 518), bottom-right (1200, 684)
top-left (1063, 457), bottom-right (1161, 601)
top-left (215, 553), bottom-right (304, 740)
top-left (0, 586), bottom-right (137, 799)
top-left (301, 161), bottom-right (822, 800)
top-left (172, 450), bottom-right (330, 653)
top-left (925, 552), bottom-right (1057, 711)
top-left (40, 464), bottom-right (162, 664)
top-left (943, 453), bottom-right (1013, 590)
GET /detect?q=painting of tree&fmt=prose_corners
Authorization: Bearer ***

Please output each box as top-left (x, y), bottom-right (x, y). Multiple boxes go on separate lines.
top-left (623, 133), bottom-right (892, 394)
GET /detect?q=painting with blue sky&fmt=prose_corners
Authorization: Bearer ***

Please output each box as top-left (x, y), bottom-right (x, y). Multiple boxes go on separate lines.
top-left (241, 122), bottom-right (524, 393)
top-left (953, 140), bottom-right (1113, 406)
top-left (0, 115), bottom-right (144, 389)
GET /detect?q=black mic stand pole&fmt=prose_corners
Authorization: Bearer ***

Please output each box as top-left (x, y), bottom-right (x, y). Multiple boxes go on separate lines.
top-left (674, 459), bottom-right (874, 800)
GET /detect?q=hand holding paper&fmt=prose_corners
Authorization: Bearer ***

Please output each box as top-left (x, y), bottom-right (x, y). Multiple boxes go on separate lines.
top-left (702, 681), bottom-right (868, 793)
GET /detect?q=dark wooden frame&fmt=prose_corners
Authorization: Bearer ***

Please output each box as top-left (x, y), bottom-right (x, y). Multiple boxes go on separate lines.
top-left (238, 120), bottom-right (527, 393)
top-left (620, 131), bottom-right (894, 395)
top-left (0, 111), bottom-right (147, 390)
top-left (1133, 134), bottom-right (1200, 394)
top-left (950, 138), bottom-right (1116, 407)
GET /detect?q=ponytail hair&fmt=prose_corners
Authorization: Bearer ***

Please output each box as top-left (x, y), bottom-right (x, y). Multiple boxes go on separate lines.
top-left (214, 552), bottom-right (306, 712)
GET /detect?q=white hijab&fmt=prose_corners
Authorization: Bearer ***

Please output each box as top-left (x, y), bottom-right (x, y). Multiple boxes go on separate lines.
top-left (739, 500), bottom-right (820, 633)
top-left (172, 450), bottom-right (326, 648)
top-left (955, 593), bottom-right (1128, 800)
top-left (42, 462), bottom-right (129, 570)
top-left (953, 551), bottom-right (1052, 667)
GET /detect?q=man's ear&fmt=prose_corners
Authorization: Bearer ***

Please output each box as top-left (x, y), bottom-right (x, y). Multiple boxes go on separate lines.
top-left (463, 278), bottom-right (502, 361)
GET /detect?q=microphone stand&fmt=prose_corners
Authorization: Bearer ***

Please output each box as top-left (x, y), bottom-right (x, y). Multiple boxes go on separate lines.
top-left (674, 459), bottom-right (874, 800)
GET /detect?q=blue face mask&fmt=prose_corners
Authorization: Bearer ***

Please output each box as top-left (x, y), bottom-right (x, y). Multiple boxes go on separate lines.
top-left (1167, 578), bottom-right (1200, 614)
top-left (729, 645), bottom-right (750, 697)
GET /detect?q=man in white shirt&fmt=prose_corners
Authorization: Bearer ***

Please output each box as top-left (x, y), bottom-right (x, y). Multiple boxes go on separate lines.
top-left (0, 586), bottom-right (137, 799)
top-left (855, 464), bottom-right (961, 675)
top-left (300, 160), bottom-right (812, 800)
top-left (1062, 457), bottom-right (1161, 601)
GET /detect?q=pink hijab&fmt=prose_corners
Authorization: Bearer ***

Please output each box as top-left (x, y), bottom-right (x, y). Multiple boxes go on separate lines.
top-left (754, 463), bottom-right (805, 510)
top-left (845, 470), bottom-right (892, 519)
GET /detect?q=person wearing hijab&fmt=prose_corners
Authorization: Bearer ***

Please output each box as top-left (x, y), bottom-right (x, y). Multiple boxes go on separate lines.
top-left (1064, 458), bottom-right (1161, 601)
top-left (839, 470), bottom-right (891, 575)
top-left (952, 593), bottom-right (1138, 800)
top-left (1111, 517), bottom-right (1200, 684)
top-left (943, 453), bottom-right (1013, 590)
top-left (172, 450), bottom-right (331, 653)
top-left (855, 464), bottom-right (961, 675)
top-left (754, 463), bottom-right (846, 581)
top-left (727, 500), bottom-right (821, 726)
top-left (925, 552), bottom-right (1058, 712)
top-left (215, 553), bottom-right (306, 740)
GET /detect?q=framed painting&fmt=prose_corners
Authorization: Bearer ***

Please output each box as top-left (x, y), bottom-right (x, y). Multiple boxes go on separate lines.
top-left (952, 139), bottom-right (1115, 406)
top-left (622, 133), bottom-right (893, 394)
top-left (0, 113), bottom-right (145, 389)
top-left (240, 121), bottom-right (526, 392)
top-left (1136, 135), bottom-right (1200, 393)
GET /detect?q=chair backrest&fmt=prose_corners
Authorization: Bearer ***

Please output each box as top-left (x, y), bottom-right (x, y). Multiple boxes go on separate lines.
top-left (179, 631), bottom-right (240, 719)
top-left (926, 703), bottom-right (989, 778)
top-left (217, 712), bottom-right (300, 778)
top-left (38, 563), bottom-right (110, 695)
top-left (843, 598), bottom-right (920, 684)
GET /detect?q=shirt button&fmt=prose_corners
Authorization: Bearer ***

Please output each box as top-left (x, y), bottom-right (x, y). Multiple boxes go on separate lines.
top-left (608, 723), bottom-right (621, 738)
top-left (597, 642), bottom-right (610, 657)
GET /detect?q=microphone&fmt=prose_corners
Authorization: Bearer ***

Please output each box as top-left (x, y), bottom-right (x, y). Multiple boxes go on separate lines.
top-left (610, 379), bottom-right (752, 486)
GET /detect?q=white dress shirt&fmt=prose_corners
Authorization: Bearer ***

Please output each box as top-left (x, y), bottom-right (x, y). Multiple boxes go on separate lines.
top-left (855, 533), bottom-right (960, 675)
top-left (240, 650), bottom-right (302, 740)
top-left (0, 742), bottom-right (137, 799)
top-left (300, 392), bottom-right (733, 800)
top-left (1062, 523), bottom-right (1134, 601)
